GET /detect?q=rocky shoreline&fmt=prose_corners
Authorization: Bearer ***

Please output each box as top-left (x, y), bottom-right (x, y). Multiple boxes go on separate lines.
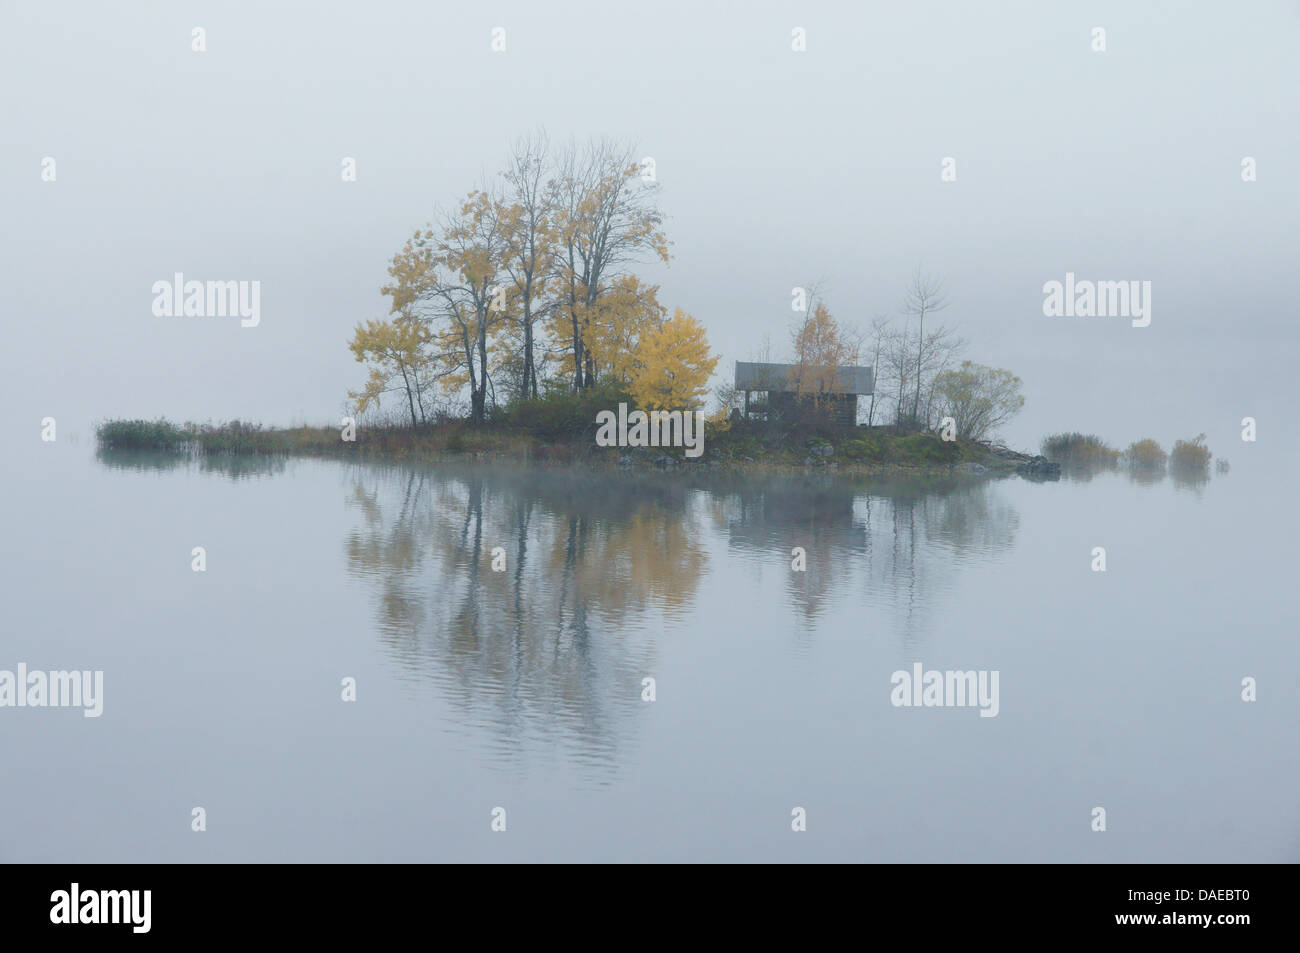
top-left (613, 441), bottom-right (1063, 480)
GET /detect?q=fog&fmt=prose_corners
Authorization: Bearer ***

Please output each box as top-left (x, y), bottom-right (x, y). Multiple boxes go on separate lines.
top-left (2, 0), bottom-right (1296, 460)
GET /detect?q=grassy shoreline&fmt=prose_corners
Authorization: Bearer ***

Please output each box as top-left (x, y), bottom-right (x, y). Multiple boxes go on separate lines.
top-left (94, 417), bottom-right (1048, 477)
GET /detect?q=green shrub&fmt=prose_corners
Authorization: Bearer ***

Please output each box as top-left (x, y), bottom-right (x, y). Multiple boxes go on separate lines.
top-left (1124, 438), bottom-right (1167, 469)
top-left (840, 435), bottom-right (884, 462)
top-left (893, 434), bottom-right (961, 464)
top-left (719, 433), bottom-right (764, 460)
top-left (495, 381), bottom-right (635, 440)
top-left (1170, 433), bottom-right (1212, 471)
top-left (444, 427), bottom-right (468, 452)
top-left (1041, 432), bottom-right (1120, 467)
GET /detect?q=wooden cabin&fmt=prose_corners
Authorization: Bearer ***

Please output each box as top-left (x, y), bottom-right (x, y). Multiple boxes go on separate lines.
top-left (734, 361), bottom-right (874, 427)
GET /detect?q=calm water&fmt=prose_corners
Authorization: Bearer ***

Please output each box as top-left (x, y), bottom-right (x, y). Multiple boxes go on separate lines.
top-left (2, 441), bottom-right (1296, 862)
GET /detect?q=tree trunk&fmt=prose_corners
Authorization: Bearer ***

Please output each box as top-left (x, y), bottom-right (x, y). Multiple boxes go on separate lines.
top-left (399, 365), bottom-right (417, 428)
top-left (913, 311), bottom-right (923, 424)
top-left (521, 306), bottom-right (535, 400)
top-left (463, 329), bottom-right (479, 423)
top-left (475, 322), bottom-right (489, 424)
top-left (570, 307), bottom-right (584, 392)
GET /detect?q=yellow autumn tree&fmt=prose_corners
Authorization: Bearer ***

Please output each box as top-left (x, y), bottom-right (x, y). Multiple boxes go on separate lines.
top-left (381, 190), bottom-right (510, 423)
top-left (789, 301), bottom-right (859, 403)
top-left (348, 311), bottom-right (438, 427)
top-left (580, 275), bottom-right (665, 386)
top-left (628, 308), bottom-right (719, 410)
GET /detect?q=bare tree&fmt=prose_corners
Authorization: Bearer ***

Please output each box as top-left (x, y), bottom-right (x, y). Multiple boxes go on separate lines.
top-left (878, 325), bottom-right (915, 430)
top-left (902, 268), bottom-right (950, 423)
top-left (915, 323), bottom-right (965, 428)
top-left (493, 130), bottom-right (556, 397)
top-left (865, 315), bottom-right (890, 426)
top-left (498, 131), bottom-right (553, 400)
top-left (712, 377), bottom-right (743, 421)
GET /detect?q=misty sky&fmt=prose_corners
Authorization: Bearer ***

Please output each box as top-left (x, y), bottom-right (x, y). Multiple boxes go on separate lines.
top-left (2, 0), bottom-right (1297, 458)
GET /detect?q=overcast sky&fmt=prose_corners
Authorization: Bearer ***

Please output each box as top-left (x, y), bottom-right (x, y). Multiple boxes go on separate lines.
top-left (2, 0), bottom-right (1296, 457)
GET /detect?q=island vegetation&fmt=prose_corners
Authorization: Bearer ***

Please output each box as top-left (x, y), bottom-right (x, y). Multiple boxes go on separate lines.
top-left (95, 133), bottom-right (1219, 482)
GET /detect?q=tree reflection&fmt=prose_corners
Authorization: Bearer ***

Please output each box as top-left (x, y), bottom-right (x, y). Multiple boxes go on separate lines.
top-left (343, 463), bottom-right (1025, 763)
top-left (709, 474), bottom-right (1020, 645)
top-left (342, 464), bottom-right (707, 774)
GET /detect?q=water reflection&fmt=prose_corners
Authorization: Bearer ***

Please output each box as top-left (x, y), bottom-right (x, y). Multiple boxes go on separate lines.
top-left (70, 447), bottom-right (1293, 860)
top-left (342, 465), bottom-right (710, 775)
top-left (342, 464), bottom-right (1022, 763)
top-left (197, 453), bottom-right (287, 480)
top-left (707, 474), bottom-right (1018, 643)
top-left (1169, 462), bottom-right (1212, 495)
top-left (96, 447), bottom-right (188, 473)
top-left (95, 447), bottom-right (286, 480)
top-left (1056, 458), bottom-right (1220, 491)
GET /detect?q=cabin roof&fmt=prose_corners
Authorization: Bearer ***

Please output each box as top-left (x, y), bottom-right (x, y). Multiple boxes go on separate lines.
top-left (734, 361), bottom-right (873, 395)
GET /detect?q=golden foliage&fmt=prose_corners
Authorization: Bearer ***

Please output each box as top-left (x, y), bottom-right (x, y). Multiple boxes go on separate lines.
top-left (627, 308), bottom-right (719, 410)
top-left (347, 313), bottom-right (437, 423)
top-left (578, 276), bottom-right (665, 384)
top-left (789, 302), bottom-right (859, 397)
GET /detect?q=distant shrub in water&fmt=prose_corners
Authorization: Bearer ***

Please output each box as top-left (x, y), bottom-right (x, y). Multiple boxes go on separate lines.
top-left (1170, 433), bottom-right (1212, 471)
top-left (1041, 432), bottom-right (1120, 467)
top-left (1124, 438), bottom-right (1167, 469)
top-left (96, 418), bottom-right (192, 451)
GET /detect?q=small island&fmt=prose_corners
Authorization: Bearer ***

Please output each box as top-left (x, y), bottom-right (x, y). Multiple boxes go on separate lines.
top-left (95, 134), bottom-right (1218, 486)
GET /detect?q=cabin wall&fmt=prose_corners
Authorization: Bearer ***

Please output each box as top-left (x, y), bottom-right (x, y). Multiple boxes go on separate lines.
top-left (746, 391), bottom-right (858, 427)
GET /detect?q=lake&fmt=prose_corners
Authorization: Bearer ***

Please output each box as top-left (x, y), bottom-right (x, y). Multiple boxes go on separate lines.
top-left (2, 441), bottom-right (1295, 862)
